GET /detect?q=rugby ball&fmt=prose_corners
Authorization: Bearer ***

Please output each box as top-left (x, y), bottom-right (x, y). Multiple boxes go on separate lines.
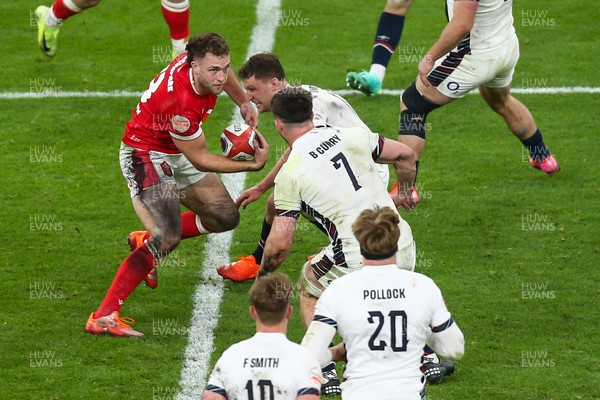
top-left (221, 122), bottom-right (256, 161)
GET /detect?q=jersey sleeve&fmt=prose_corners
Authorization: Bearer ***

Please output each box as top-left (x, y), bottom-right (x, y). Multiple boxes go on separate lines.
top-left (296, 352), bottom-right (322, 397)
top-left (313, 281), bottom-right (339, 328)
top-left (427, 278), bottom-right (453, 330)
top-left (204, 354), bottom-right (228, 397)
top-left (309, 86), bottom-right (370, 131)
top-left (352, 126), bottom-right (386, 160)
top-left (167, 109), bottom-right (204, 142)
top-left (273, 157), bottom-right (302, 214)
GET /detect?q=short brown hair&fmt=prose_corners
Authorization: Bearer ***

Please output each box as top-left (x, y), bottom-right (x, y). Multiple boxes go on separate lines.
top-left (186, 32), bottom-right (229, 66)
top-left (238, 52), bottom-right (286, 81)
top-left (249, 272), bottom-right (292, 326)
top-left (352, 206), bottom-right (400, 258)
top-left (271, 87), bottom-right (313, 124)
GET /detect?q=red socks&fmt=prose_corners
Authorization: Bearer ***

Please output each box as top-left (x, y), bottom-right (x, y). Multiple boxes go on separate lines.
top-left (94, 211), bottom-right (205, 318)
top-left (161, 0), bottom-right (190, 40)
top-left (51, 0), bottom-right (81, 20)
top-left (94, 244), bottom-right (155, 318)
top-left (181, 210), bottom-right (206, 239)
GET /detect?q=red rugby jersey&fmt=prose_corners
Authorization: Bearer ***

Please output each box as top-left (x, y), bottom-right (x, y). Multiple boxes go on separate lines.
top-left (122, 54), bottom-right (217, 154)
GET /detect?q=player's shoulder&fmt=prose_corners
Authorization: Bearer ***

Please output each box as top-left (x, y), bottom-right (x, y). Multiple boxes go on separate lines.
top-left (284, 339), bottom-right (321, 364)
top-left (406, 270), bottom-right (442, 293)
top-left (299, 84), bottom-right (325, 97)
top-left (219, 336), bottom-right (255, 358)
top-left (326, 267), bottom-right (365, 290)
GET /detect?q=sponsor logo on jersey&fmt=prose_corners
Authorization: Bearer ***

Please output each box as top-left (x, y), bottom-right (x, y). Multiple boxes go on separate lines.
top-left (171, 115), bottom-right (191, 133)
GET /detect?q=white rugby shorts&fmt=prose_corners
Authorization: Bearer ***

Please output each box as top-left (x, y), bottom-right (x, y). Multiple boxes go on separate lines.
top-left (119, 142), bottom-right (207, 198)
top-left (427, 37), bottom-right (520, 99)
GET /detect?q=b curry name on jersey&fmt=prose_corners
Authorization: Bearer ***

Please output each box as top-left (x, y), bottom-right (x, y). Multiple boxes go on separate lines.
top-left (242, 357), bottom-right (280, 368)
top-left (308, 133), bottom-right (341, 159)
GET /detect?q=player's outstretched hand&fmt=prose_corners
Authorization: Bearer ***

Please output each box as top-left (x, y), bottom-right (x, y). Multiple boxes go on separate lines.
top-left (236, 184), bottom-right (265, 209)
top-left (251, 129), bottom-right (269, 171)
top-left (392, 190), bottom-right (416, 212)
top-left (240, 101), bottom-right (258, 128)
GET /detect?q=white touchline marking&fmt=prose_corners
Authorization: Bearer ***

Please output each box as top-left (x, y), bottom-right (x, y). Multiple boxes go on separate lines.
top-left (175, 1), bottom-right (281, 399)
top-left (1, 87), bottom-right (599, 99)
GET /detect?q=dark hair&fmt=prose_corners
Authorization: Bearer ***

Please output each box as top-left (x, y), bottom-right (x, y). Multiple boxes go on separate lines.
top-left (352, 206), bottom-right (400, 259)
top-left (238, 52), bottom-right (286, 81)
top-left (186, 32), bottom-right (229, 66)
top-left (249, 272), bottom-right (292, 326)
top-left (271, 87), bottom-right (313, 124)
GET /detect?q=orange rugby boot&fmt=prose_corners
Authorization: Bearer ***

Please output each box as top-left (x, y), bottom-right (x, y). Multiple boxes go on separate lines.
top-left (217, 255), bottom-right (260, 282)
top-left (85, 311), bottom-right (144, 337)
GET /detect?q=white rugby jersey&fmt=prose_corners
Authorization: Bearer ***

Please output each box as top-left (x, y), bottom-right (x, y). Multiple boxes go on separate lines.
top-left (298, 85), bottom-right (370, 131)
top-left (294, 84), bottom-right (390, 186)
top-left (274, 126), bottom-right (412, 270)
top-left (205, 332), bottom-right (321, 399)
top-left (447, 0), bottom-right (516, 54)
top-left (314, 266), bottom-right (453, 400)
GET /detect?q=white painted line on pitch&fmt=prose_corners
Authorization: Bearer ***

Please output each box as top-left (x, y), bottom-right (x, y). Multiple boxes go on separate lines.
top-left (175, 1), bottom-right (281, 399)
top-left (2, 86), bottom-right (599, 99)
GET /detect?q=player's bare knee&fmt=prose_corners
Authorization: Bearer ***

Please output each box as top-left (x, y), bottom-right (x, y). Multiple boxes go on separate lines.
top-left (385, 0), bottom-right (412, 14)
top-left (148, 231), bottom-right (181, 259)
top-left (218, 208), bottom-right (241, 232)
top-left (485, 96), bottom-right (509, 115)
top-left (399, 82), bottom-right (440, 140)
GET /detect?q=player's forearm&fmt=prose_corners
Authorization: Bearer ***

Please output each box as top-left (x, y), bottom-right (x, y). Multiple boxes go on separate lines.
top-left (394, 160), bottom-right (416, 189)
top-left (427, 323), bottom-right (465, 361)
top-left (425, 4), bottom-right (476, 61)
top-left (426, 25), bottom-right (469, 62)
top-left (258, 252), bottom-right (285, 277)
top-left (259, 239), bottom-right (292, 276)
top-left (329, 343), bottom-right (347, 363)
top-left (190, 151), bottom-right (264, 173)
top-left (257, 156), bottom-right (286, 192)
top-left (301, 322), bottom-right (336, 367)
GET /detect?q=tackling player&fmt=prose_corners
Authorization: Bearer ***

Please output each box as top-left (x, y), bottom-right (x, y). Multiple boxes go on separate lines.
top-left (301, 206), bottom-right (465, 400)
top-left (84, 32), bottom-right (268, 337)
top-left (393, 0), bottom-right (559, 202)
top-left (202, 273), bottom-right (321, 400)
top-left (217, 52), bottom-right (416, 283)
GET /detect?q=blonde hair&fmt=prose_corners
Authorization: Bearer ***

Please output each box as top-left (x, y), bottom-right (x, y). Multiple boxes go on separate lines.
top-left (249, 272), bottom-right (292, 325)
top-left (352, 206), bottom-right (400, 258)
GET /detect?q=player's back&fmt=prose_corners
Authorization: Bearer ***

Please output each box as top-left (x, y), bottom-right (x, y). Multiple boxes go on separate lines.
top-left (276, 126), bottom-right (401, 266)
top-left (300, 85), bottom-right (370, 131)
top-left (207, 332), bottom-right (320, 400)
top-left (320, 266), bottom-right (446, 399)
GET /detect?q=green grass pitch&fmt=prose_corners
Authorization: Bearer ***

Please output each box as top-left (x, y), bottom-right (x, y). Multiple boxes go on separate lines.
top-left (1, 0), bottom-right (599, 399)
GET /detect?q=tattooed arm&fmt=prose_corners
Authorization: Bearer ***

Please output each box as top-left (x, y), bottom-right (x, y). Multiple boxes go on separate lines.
top-left (258, 215), bottom-right (297, 277)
